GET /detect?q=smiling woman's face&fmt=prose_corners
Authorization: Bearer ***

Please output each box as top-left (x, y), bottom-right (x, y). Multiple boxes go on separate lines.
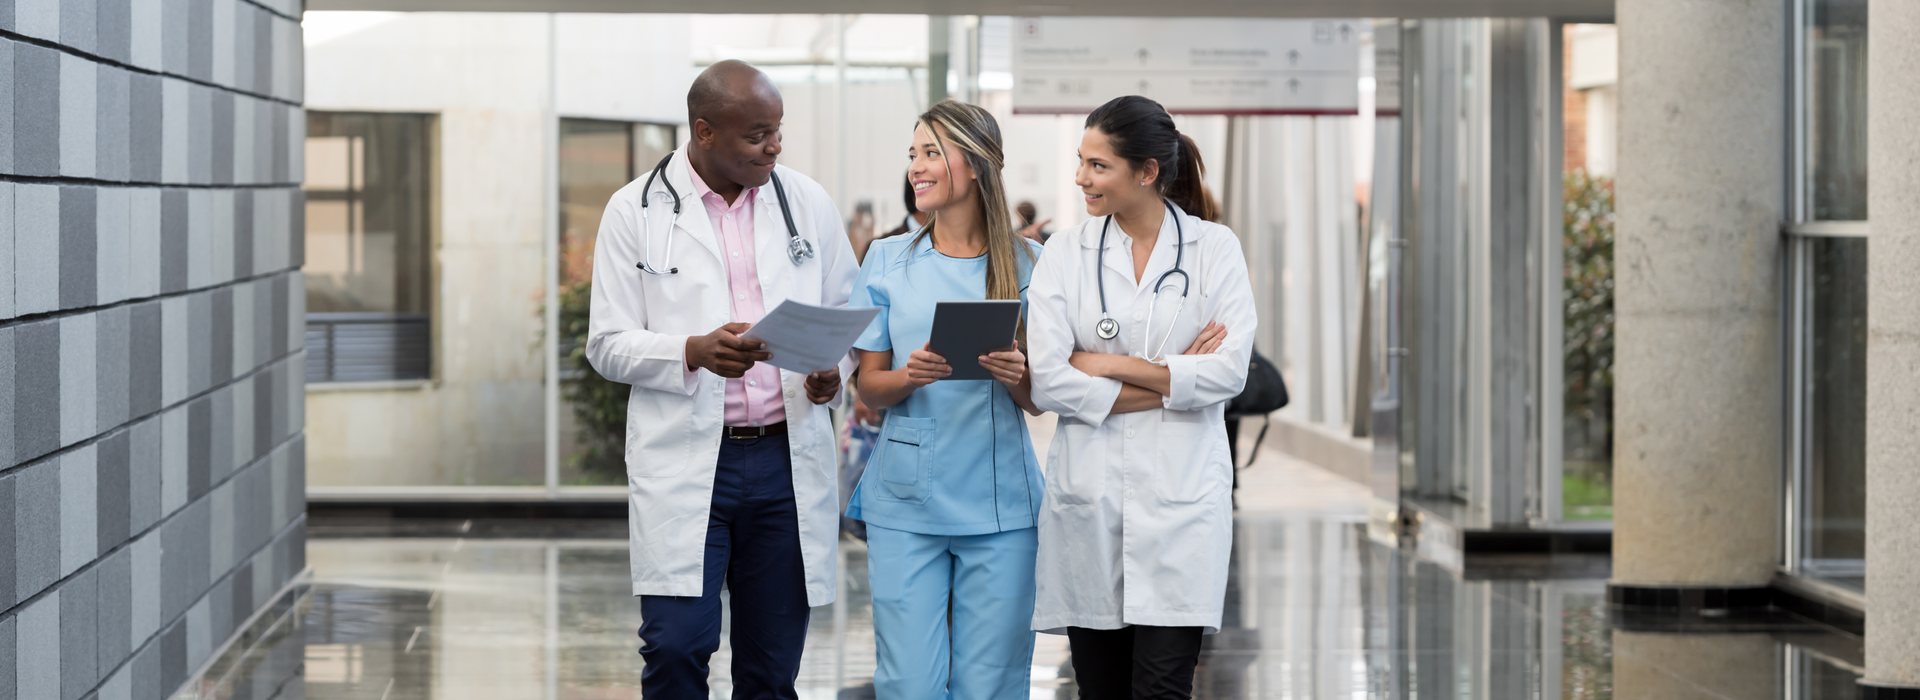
top-left (1074, 127), bottom-right (1154, 218)
top-left (907, 122), bottom-right (976, 215)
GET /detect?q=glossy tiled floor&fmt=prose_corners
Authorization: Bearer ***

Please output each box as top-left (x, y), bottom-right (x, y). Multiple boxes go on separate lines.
top-left (260, 454), bottom-right (1865, 700)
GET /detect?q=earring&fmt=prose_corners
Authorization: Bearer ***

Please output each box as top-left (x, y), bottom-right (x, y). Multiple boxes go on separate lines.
top-left (1140, 181), bottom-right (1148, 186)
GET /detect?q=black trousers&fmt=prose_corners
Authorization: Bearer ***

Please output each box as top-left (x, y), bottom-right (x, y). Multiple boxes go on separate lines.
top-left (1067, 625), bottom-right (1204, 700)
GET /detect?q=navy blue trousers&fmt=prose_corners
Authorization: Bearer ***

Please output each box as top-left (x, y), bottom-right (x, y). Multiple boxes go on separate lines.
top-left (638, 433), bottom-right (811, 699)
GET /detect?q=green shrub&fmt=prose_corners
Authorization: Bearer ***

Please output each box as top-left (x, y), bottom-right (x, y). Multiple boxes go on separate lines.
top-left (1563, 170), bottom-right (1614, 517)
top-left (560, 280), bottom-right (629, 483)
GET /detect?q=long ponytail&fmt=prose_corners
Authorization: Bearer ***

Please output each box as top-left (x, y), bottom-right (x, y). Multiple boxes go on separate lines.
top-left (1171, 133), bottom-right (1220, 222)
top-left (1085, 95), bottom-right (1220, 222)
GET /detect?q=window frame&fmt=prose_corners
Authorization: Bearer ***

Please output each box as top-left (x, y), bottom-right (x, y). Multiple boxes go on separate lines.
top-left (302, 110), bottom-right (441, 386)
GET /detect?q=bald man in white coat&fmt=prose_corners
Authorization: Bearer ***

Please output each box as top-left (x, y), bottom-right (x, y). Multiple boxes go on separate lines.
top-left (586, 60), bottom-right (858, 697)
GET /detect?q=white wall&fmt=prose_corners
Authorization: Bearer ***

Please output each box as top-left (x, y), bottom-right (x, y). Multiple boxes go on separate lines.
top-left (303, 12), bottom-right (695, 486)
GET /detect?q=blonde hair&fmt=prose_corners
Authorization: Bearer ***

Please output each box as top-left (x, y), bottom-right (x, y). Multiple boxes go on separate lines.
top-left (912, 101), bottom-right (1034, 308)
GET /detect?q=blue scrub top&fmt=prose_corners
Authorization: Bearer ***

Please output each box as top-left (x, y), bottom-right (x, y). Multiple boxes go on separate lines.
top-left (846, 233), bottom-right (1046, 536)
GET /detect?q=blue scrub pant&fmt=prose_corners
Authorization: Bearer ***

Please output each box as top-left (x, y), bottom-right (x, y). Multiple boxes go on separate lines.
top-left (638, 433), bottom-right (810, 699)
top-left (867, 523), bottom-right (1038, 700)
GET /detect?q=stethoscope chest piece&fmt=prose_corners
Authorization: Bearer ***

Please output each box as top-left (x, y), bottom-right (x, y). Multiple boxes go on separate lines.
top-left (788, 236), bottom-right (816, 266)
top-left (1092, 199), bottom-right (1190, 359)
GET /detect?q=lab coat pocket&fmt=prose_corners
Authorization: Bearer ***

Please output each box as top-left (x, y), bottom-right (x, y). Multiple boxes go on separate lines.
top-left (624, 391), bottom-right (692, 479)
top-left (1153, 419), bottom-right (1222, 504)
top-left (877, 416), bottom-right (935, 504)
top-left (1046, 423), bottom-right (1105, 506)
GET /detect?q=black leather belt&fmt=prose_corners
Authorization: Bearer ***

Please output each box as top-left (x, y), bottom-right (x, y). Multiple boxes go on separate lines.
top-left (723, 421), bottom-right (787, 440)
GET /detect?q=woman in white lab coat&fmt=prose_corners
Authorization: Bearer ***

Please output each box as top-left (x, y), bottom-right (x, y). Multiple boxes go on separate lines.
top-left (1025, 95), bottom-right (1256, 699)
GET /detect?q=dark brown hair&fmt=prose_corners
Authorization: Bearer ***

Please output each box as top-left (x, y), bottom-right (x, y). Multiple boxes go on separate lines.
top-left (1084, 95), bottom-right (1219, 222)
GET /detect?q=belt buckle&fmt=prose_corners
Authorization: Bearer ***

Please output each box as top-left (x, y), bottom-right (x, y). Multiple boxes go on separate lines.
top-left (726, 425), bottom-right (763, 440)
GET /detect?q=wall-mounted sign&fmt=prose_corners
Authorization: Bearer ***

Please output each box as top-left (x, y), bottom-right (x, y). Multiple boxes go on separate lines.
top-left (1012, 17), bottom-right (1362, 115)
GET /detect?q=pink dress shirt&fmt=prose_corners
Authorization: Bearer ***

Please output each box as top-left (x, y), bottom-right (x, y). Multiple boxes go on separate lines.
top-left (690, 168), bottom-right (788, 427)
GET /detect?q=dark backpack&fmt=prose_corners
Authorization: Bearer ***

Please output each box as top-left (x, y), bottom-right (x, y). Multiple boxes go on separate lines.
top-left (1226, 350), bottom-right (1288, 468)
top-left (1226, 350), bottom-right (1288, 417)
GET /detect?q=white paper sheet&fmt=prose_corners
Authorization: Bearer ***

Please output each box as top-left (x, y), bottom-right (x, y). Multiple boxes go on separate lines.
top-left (739, 300), bottom-right (881, 374)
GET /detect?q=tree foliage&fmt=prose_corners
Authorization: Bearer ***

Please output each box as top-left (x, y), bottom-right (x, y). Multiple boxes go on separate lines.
top-left (1563, 171), bottom-right (1614, 466)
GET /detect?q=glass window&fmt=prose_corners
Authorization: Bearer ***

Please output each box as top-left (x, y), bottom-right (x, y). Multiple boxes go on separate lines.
top-left (556, 119), bottom-right (676, 485)
top-left (1802, 0), bottom-right (1868, 221)
top-left (303, 112), bottom-right (435, 383)
top-left (1784, 0), bottom-right (1868, 595)
top-left (1791, 236), bottom-right (1868, 592)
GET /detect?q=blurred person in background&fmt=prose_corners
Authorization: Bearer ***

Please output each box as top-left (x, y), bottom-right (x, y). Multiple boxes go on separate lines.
top-left (842, 176), bottom-right (932, 529)
top-left (848, 200), bottom-right (877, 262)
top-left (1016, 200), bottom-right (1053, 243)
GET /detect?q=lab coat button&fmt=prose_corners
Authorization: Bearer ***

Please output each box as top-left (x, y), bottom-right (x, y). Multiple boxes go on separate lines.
top-left (1132, 312), bottom-right (1143, 321)
top-left (1126, 429), bottom-right (1136, 439)
top-left (1125, 488), bottom-right (1136, 500)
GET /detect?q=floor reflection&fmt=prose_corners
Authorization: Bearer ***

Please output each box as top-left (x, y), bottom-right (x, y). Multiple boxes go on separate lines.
top-left (287, 457), bottom-right (1863, 699)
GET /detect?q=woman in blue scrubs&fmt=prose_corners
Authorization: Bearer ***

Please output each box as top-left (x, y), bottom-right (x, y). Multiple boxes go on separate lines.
top-left (847, 99), bottom-right (1046, 699)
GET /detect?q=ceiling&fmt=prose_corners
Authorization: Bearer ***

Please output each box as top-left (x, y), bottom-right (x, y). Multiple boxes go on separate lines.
top-left (305, 0), bottom-right (1613, 19)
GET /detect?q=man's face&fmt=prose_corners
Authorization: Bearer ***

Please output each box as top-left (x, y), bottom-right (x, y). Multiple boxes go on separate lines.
top-left (695, 87), bottom-right (784, 190)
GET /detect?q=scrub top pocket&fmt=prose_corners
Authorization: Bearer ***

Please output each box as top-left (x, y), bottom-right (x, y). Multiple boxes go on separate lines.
top-left (877, 416), bottom-right (936, 504)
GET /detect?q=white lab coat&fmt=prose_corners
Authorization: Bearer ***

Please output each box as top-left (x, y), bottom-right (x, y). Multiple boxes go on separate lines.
top-left (585, 147), bottom-right (858, 607)
top-left (1026, 204), bottom-right (1256, 634)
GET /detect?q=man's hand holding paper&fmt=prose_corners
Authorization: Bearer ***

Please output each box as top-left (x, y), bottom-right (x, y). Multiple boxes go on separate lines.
top-left (739, 300), bottom-right (882, 374)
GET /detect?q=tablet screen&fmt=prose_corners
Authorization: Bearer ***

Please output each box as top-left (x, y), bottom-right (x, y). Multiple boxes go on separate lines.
top-left (927, 300), bottom-right (1023, 381)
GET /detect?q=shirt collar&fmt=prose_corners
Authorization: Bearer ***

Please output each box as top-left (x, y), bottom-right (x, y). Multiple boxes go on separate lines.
top-left (687, 164), bottom-right (758, 211)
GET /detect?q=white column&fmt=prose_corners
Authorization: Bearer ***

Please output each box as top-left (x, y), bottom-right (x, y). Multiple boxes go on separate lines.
top-left (1612, 0), bottom-right (1784, 587)
top-left (1863, 0), bottom-right (1920, 689)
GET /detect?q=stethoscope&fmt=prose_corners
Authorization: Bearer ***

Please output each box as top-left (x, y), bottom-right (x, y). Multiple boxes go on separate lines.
top-left (634, 153), bottom-right (816, 275)
top-left (1094, 199), bottom-right (1190, 362)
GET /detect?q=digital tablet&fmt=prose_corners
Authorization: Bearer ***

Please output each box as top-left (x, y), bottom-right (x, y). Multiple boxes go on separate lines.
top-left (927, 300), bottom-right (1023, 381)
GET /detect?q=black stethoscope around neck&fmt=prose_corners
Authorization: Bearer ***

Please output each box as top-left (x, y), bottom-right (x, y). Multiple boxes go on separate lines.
top-left (634, 152), bottom-right (816, 275)
top-left (1094, 199), bottom-right (1190, 362)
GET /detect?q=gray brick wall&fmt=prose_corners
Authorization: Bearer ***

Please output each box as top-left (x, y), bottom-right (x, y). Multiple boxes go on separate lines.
top-left (3, 0), bottom-right (307, 698)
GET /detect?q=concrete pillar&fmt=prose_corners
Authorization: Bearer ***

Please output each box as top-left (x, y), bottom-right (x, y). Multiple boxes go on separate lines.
top-left (1863, 1), bottom-right (1920, 690)
top-left (1611, 0), bottom-right (1783, 587)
